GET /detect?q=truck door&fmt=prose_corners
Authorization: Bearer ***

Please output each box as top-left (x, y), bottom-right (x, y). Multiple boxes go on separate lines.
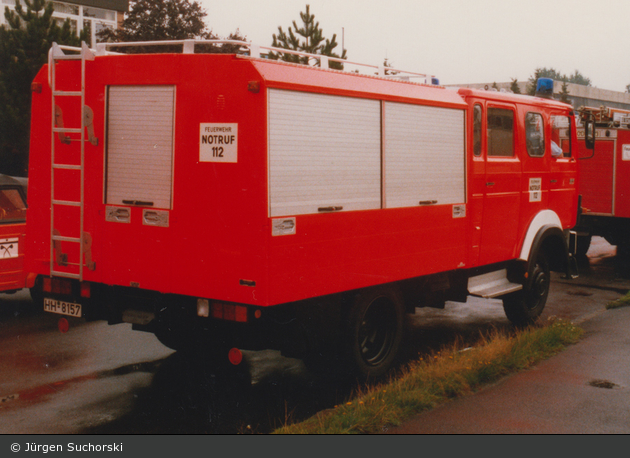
top-left (577, 129), bottom-right (614, 215)
top-left (548, 113), bottom-right (578, 224)
top-left (479, 105), bottom-right (521, 265)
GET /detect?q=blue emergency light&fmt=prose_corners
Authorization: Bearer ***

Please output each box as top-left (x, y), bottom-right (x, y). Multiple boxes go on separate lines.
top-left (536, 78), bottom-right (554, 99)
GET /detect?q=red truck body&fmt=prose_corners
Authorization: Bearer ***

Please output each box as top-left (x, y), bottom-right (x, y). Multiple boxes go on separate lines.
top-left (0, 175), bottom-right (28, 294)
top-left (574, 109), bottom-right (630, 256)
top-left (25, 42), bottom-right (580, 377)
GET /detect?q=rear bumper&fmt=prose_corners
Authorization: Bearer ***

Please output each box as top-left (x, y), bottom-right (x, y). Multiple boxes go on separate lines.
top-left (38, 277), bottom-right (324, 358)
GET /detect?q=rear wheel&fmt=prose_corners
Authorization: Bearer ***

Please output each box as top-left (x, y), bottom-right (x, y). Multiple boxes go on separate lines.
top-left (344, 287), bottom-right (405, 380)
top-left (503, 251), bottom-right (550, 326)
top-left (576, 234), bottom-right (592, 259)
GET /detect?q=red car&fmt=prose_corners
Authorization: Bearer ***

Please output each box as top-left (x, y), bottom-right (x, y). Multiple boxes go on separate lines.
top-left (0, 174), bottom-right (28, 294)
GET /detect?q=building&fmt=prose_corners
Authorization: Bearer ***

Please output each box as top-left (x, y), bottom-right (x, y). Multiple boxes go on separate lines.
top-left (448, 81), bottom-right (630, 111)
top-left (1, 0), bottom-right (129, 47)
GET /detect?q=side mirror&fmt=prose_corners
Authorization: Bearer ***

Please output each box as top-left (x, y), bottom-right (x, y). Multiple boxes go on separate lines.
top-left (584, 116), bottom-right (595, 150)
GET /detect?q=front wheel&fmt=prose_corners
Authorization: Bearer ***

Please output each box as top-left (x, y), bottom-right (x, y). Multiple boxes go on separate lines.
top-left (343, 287), bottom-right (405, 380)
top-left (503, 251), bottom-right (550, 326)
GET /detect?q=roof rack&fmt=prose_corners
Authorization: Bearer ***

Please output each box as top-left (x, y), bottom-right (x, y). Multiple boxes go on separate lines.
top-left (578, 105), bottom-right (630, 128)
top-left (91, 39), bottom-right (436, 85)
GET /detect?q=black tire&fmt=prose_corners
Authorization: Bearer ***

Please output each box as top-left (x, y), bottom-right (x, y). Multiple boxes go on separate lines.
top-left (343, 286), bottom-right (405, 380)
top-left (29, 275), bottom-right (44, 308)
top-left (615, 240), bottom-right (630, 278)
top-left (503, 251), bottom-right (550, 326)
top-left (154, 327), bottom-right (191, 352)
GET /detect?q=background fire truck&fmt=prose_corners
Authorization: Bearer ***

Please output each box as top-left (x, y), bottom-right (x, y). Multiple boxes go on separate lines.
top-left (0, 174), bottom-right (28, 295)
top-left (574, 106), bottom-right (630, 267)
top-left (25, 41), bottom-right (580, 378)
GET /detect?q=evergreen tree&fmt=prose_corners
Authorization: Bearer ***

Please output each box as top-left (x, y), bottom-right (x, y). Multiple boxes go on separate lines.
top-left (269, 4), bottom-right (346, 70)
top-left (510, 78), bottom-right (521, 94)
top-left (559, 81), bottom-right (571, 103)
top-left (0, 0), bottom-right (82, 176)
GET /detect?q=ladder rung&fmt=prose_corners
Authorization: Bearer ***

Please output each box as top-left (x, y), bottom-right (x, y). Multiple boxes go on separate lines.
top-left (53, 90), bottom-right (82, 97)
top-left (53, 127), bottom-right (82, 134)
top-left (52, 199), bottom-right (81, 207)
top-left (52, 235), bottom-right (81, 243)
top-left (51, 271), bottom-right (81, 279)
top-left (53, 164), bottom-right (82, 170)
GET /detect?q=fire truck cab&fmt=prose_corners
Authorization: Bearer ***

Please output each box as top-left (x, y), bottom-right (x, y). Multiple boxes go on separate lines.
top-left (25, 42), bottom-right (579, 378)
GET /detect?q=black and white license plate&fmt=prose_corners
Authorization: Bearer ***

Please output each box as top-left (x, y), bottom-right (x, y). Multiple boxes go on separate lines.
top-left (43, 298), bottom-right (82, 317)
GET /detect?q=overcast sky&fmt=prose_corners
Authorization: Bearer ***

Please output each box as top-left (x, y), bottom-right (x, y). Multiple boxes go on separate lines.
top-left (198, 0), bottom-right (630, 92)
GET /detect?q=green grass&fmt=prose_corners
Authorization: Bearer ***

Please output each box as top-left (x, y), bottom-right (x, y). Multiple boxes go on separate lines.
top-left (273, 318), bottom-right (583, 434)
top-left (606, 291), bottom-right (630, 309)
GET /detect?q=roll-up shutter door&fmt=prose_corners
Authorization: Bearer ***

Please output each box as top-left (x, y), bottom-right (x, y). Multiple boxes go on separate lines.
top-left (106, 86), bottom-right (175, 209)
top-left (268, 89), bottom-right (382, 217)
top-left (383, 102), bottom-right (465, 208)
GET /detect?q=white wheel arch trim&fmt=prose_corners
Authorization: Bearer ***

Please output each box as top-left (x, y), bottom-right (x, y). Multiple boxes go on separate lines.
top-left (518, 210), bottom-right (563, 262)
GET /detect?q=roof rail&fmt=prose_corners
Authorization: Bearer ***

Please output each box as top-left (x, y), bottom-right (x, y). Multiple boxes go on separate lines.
top-left (93, 39), bottom-right (436, 84)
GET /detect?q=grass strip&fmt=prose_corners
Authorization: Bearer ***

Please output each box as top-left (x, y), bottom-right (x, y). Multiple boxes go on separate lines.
top-left (273, 318), bottom-right (583, 434)
top-left (606, 291), bottom-right (630, 309)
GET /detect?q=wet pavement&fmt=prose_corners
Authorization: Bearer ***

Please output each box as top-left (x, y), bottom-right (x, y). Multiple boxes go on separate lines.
top-left (386, 238), bottom-right (630, 434)
top-left (386, 305), bottom-right (630, 434)
top-left (0, 237), bottom-right (628, 433)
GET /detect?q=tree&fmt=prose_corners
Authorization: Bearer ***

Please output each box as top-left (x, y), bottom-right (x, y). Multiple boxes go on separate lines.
top-left (567, 70), bottom-right (591, 87)
top-left (269, 4), bottom-right (347, 70)
top-left (98, 0), bottom-right (211, 42)
top-left (510, 78), bottom-right (521, 94)
top-left (527, 67), bottom-right (591, 95)
top-left (97, 0), bottom-right (248, 55)
top-left (559, 81), bottom-right (571, 103)
top-left (0, 0), bottom-right (83, 176)
top-left (527, 68), bottom-right (563, 95)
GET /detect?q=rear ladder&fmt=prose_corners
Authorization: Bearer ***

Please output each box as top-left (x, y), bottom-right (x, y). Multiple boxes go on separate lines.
top-left (49, 42), bottom-right (96, 281)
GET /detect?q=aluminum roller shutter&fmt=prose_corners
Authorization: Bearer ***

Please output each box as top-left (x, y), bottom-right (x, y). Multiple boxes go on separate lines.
top-left (106, 86), bottom-right (175, 209)
top-left (268, 89), bottom-right (382, 217)
top-left (383, 102), bottom-right (465, 208)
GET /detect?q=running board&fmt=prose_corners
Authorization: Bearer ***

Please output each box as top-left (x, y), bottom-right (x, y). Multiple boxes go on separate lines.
top-left (468, 269), bottom-right (523, 298)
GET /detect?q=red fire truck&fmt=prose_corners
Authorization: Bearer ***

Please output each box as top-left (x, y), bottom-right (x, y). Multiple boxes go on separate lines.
top-left (0, 174), bottom-right (28, 295)
top-left (573, 106), bottom-right (630, 261)
top-left (25, 41), bottom-right (580, 378)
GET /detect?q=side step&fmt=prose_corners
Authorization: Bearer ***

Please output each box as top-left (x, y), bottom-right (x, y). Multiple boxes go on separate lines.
top-left (468, 269), bottom-right (523, 299)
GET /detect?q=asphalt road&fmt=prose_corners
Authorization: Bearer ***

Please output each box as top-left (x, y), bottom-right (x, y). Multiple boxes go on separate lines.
top-left (387, 237), bottom-right (630, 434)
top-left (0, 237), bottom-right (627, 434)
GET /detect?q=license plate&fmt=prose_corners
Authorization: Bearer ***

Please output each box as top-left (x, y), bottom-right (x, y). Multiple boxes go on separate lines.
top-left (44, 298), bottom-right (82, 317)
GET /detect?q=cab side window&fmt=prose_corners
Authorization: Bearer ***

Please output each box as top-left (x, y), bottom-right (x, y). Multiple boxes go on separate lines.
top-left (487, 108), bottom-right (514, 157)
top-left (473, 104), bottom-right (482, 156)
top-left (525, 112), bottom-right (545, 157)
top-left (551, 115), bottom-right (572, 157)
top-left (0, 188), bottom-right (27, 223)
